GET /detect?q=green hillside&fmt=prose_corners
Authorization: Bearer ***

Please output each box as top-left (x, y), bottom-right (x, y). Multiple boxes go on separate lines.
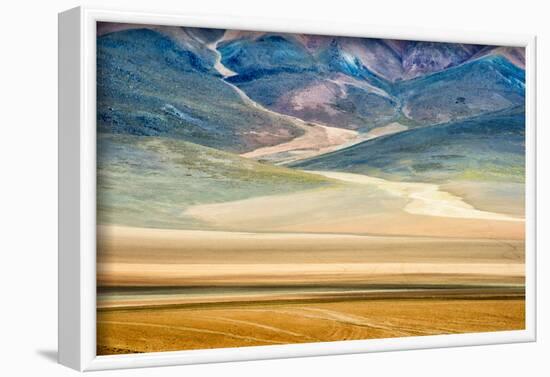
top-left (98, 134), bottom-right (332, 229)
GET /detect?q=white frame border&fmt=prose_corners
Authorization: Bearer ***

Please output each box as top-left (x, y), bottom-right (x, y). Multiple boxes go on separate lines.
top-left (58, 6), bottom-right (537, 371)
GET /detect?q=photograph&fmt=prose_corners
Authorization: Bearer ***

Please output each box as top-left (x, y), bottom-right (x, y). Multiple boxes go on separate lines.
top-left (95, 22), bottom-right (526, 355)
top-left (3, 0), bottom-right (549, 375)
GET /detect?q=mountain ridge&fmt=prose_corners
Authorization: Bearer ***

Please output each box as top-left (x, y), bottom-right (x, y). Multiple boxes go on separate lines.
top-left (291, 106), bottom-right (525, 183)
top-left (96, 23), bottom-right (526, 158)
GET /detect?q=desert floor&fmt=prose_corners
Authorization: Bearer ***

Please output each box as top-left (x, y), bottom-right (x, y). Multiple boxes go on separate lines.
top-left (97, 298), bottom-right (524, 355)
top-left (97, 224), bottom-right (525, 355)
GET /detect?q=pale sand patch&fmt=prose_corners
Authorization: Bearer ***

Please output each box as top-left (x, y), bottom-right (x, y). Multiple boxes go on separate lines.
top-left (241, 123), bottom-right (359, 163)
top-left (184, 171), bottom-right (524, 239)
top-left (363, 122), bottom-right (408, 138)
top-left (312, 171), bottom-right (523, 222)
top-left (97, 225), bottom-right (524, 289)
top-left (98, 261), bottom-right (523, 288)
top-left (100, 262), bottom-right (524, 278)
top-left (442, 181), bottom-right (525, 217)
top-left (242, 123), bottom-right (410, 164)
top-left (98, 225), bottom-right (524, 264)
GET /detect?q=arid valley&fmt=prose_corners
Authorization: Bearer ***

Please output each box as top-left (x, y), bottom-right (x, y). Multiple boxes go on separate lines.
top-left (96, 23), bottom-right (526, 354)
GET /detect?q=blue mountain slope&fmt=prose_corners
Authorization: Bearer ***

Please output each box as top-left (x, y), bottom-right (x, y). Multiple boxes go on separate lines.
top-left (220, 34), bottom-right (318, 78)
top-left (292, 107), bottom-right (525, 183)
top-left (97, 29), bottom-right (302, 153)
top-left (396, 56), bottom-right (525, 124)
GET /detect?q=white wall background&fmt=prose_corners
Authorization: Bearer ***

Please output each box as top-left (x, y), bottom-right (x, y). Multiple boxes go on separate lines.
top-left (1, 0), bottom-right (548, 375)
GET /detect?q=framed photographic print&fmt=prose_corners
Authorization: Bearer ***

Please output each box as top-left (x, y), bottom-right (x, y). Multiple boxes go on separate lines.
top-left (58, 6), bottom-right (536, 371)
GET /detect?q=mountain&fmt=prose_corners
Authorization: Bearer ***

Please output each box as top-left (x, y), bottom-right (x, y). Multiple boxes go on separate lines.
top-left (97, 24), bottom-right (526, 150)
top-left (219, 32), bottom-right (489, 82)
top-left (334, 38), bottom-right (405, 82)
top-left (291, 106), bottom-right (525, 183)
top-left (330, 38), bottom-right (486, 81)
top-left (219, 32), bottom-right (524, 129)
top-left (396, 55), bottom-right (525, 124)
top-left (97, 23), bottom-right (223, 67)
top-left (97, 28), bottom-right (303, 153)
top-left (219, 34), bottom-right (318, 76)
top-left (219, 34), bottom-right (401, 131)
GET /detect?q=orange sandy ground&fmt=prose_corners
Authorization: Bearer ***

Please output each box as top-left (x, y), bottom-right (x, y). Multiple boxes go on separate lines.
top-left (97, 298), bottom-right (525, 355)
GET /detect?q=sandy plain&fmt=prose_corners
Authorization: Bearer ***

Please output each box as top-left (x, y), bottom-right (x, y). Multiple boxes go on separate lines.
top-left (97, 298), bottom-right (525, 354)
top-left (98, 226), bottom-right (524, 289)
top-left (97, 223), bottom-right (525, 355)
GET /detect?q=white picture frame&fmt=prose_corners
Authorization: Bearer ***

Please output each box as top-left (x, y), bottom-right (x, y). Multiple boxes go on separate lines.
top-left (58, 6), bottom-right (537, 371)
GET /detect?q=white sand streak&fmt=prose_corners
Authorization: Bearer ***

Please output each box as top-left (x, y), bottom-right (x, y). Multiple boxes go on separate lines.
top-left (205, 38), bottom-right (237, 78)
top-left (242, 123), bottom-right (359, 163)
top-left (242, 122), bottom-right (408, 164)
top-left (310, 171), bottom-right (523, 222)
top-left (363, 122), bottom-right (408, 138)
